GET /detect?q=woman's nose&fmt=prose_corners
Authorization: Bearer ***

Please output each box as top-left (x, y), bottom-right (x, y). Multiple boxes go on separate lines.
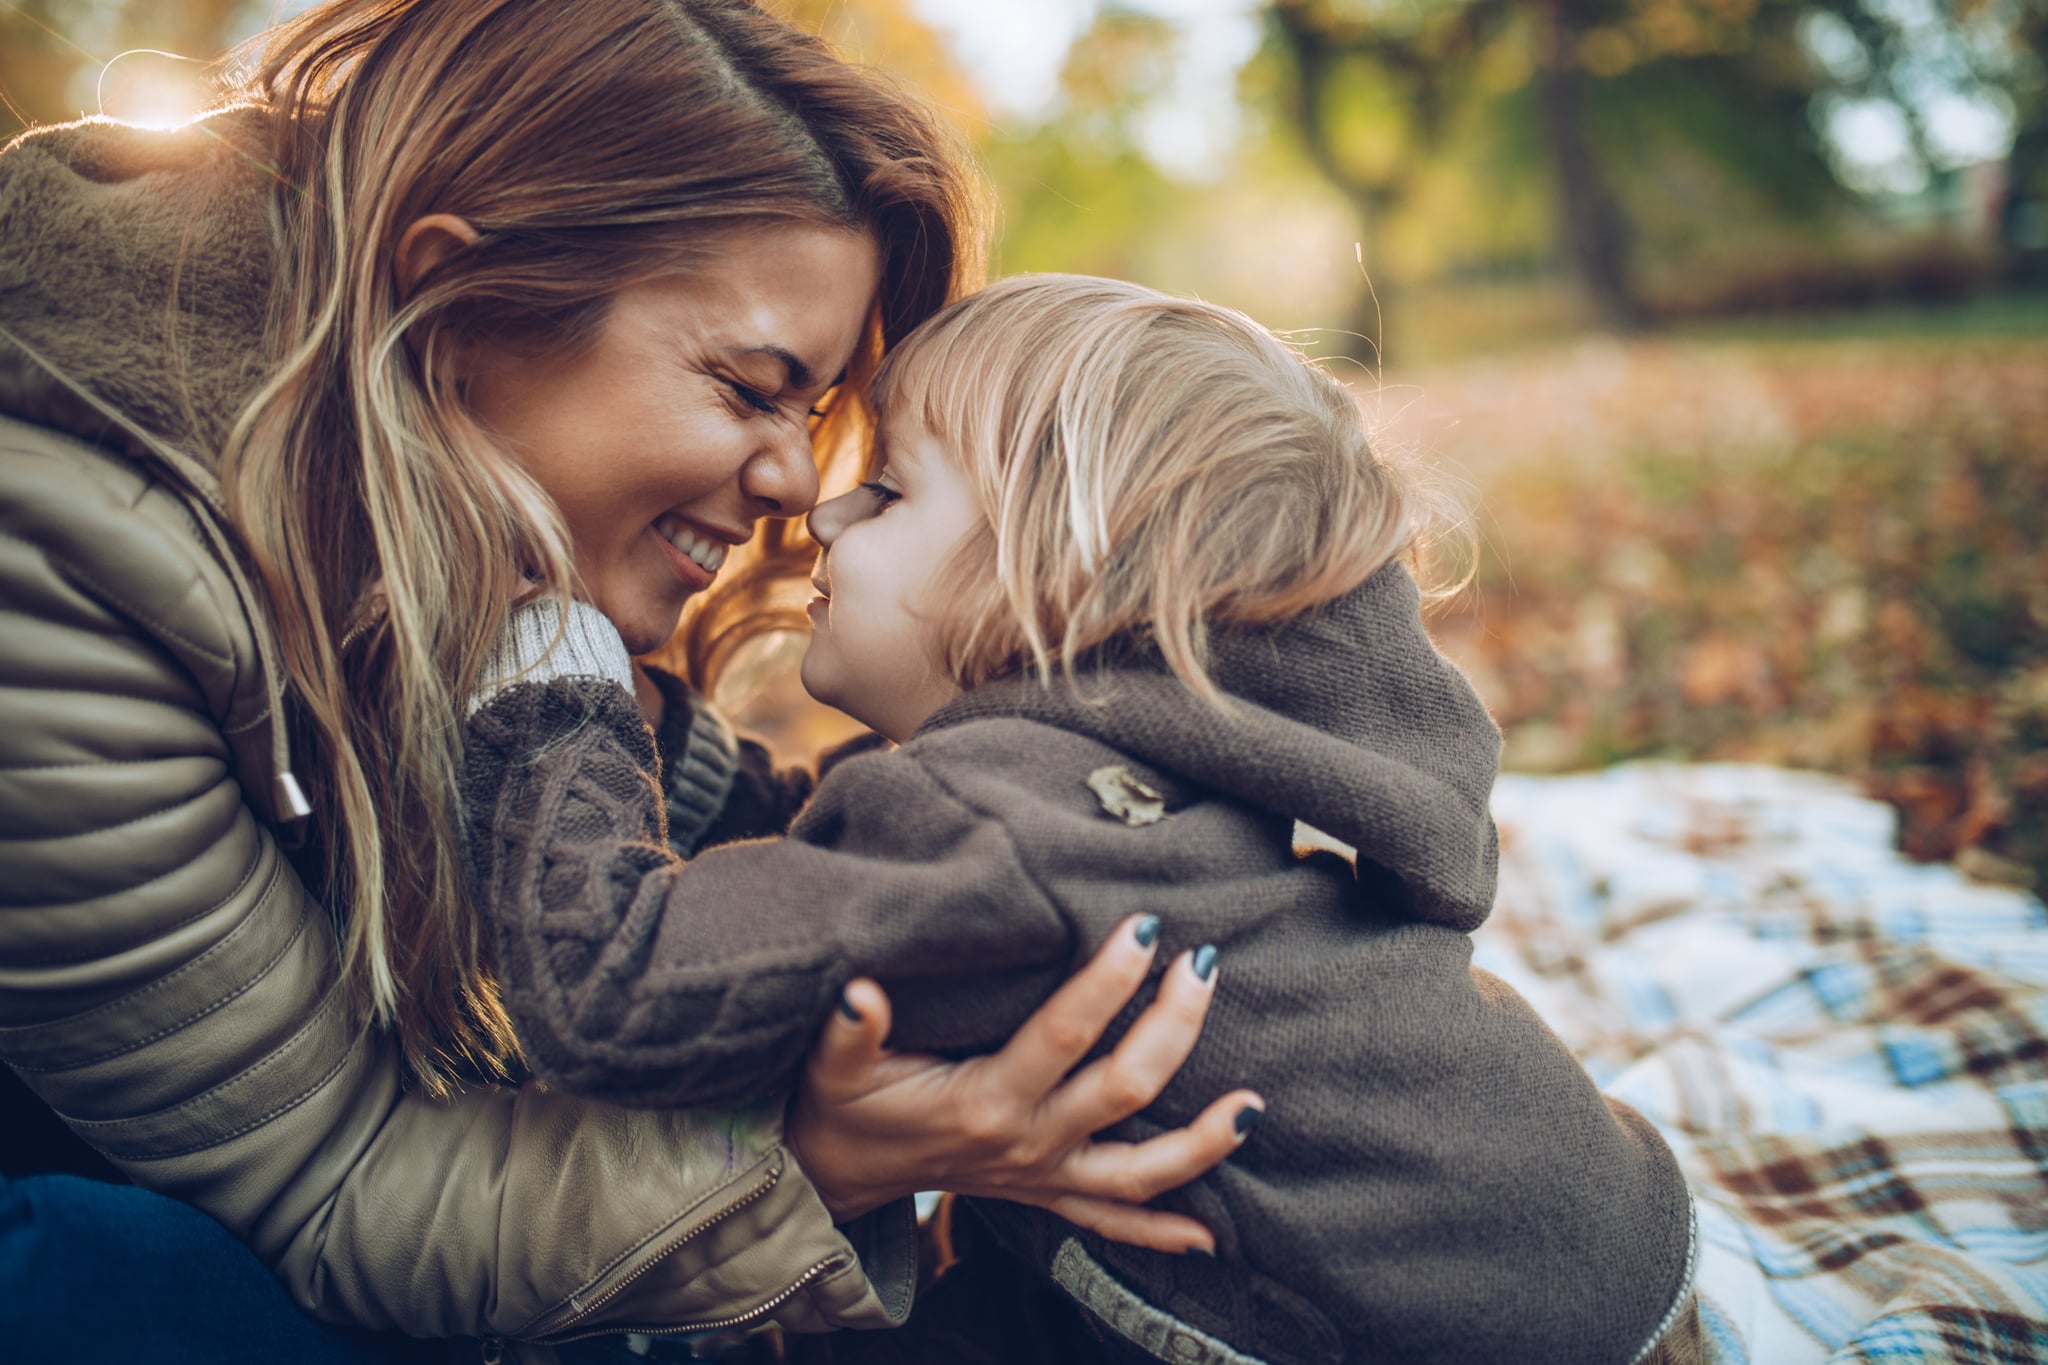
top-left (740, 423), bottom-right (822, 518)
top-left (806, 488), bottom-right (864, 547)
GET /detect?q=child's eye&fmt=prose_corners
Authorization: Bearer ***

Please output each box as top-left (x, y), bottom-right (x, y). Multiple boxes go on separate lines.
top-left (859, 481), bottom-right (900, 508)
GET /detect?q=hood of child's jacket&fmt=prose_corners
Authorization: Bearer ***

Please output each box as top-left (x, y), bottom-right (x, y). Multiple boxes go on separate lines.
top-left (920, 562), bottom-right (1503, 931)
top-left (0, 107), bottom-right (276, 482)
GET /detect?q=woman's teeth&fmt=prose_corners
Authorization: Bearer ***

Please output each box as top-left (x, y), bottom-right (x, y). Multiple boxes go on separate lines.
top-left (657, 519), bottom-right (728, 574)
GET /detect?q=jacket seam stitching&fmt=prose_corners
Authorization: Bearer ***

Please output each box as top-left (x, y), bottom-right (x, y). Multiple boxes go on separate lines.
top-left (5, 861), bottom-right (297, 1072)
top-left (4, 784), bottom-right (215, 845)
top-left (115, 1035), bottom-right (357, 1161)
top-left (66, 974), bottom-right (349, 1147)
top-left (0, 757), bottom-right (187, 773)
top-left (0, 819), bottom-right (266, 968)
top-left (0, 846), bottom-right (262, 1029)
top-left (221, 705), bottom-right (271, 735)
top-left (0, 531), bottom-right (235, 671)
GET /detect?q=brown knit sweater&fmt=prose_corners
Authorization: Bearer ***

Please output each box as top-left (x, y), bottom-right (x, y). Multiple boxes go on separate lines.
top-left (460, 565), bottom-right (1695, 1365)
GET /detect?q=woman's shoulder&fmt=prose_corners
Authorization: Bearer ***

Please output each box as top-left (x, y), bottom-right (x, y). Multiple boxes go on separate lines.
top-left (0, 412), bottom-right (272, 767)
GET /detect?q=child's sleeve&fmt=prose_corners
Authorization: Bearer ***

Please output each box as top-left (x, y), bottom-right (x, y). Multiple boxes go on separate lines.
top-left (460, 601), bottom-right (1073, 1111)
top-left (639, 662), bottom-right (818, 854)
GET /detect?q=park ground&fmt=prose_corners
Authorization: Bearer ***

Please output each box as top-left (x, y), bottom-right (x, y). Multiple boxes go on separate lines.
top-left (1398, 292), bottom-right (2048, 891)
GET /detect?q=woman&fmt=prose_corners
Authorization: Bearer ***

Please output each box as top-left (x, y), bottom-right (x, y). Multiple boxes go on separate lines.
top-left (0, 0), bottom-right (1244, 1357)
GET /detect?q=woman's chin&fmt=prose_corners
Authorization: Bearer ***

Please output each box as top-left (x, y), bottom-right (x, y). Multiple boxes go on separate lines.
top-left (610, 603), bottom-right (683, 657)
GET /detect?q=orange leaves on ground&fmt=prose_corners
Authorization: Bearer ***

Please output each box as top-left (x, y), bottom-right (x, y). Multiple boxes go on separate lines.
top-left (1391, 324), bottom-right (2048, 890)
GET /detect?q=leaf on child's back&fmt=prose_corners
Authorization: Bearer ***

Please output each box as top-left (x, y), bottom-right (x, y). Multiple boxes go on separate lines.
top-left (1087, 765), bottom-right (1166, 827)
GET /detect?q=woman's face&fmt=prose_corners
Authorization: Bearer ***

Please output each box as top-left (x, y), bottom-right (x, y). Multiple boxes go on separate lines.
top-left (465, 224), bottom-right (881, 653)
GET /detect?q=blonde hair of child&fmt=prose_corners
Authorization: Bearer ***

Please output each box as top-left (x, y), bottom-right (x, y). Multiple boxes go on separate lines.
top-left (872, 273), bottom-right (1436, 702)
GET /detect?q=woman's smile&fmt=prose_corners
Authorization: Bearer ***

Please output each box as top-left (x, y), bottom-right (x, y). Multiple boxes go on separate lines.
top-left (463, 224), bottom-right (881, 653)
top-left (652, 514), bottom-right (734, 588)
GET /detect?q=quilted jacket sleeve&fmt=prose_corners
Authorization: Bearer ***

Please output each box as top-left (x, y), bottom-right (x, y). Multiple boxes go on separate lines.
top-left (0, 420), bottom-right (913, 1342)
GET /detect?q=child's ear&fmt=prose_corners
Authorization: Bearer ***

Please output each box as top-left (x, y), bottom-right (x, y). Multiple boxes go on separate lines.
top-left (393, 213), bottom-right (482, 298)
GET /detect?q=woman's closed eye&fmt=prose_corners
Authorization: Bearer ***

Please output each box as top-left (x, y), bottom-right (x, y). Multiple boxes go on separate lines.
top-left (727, 379), bottom-right (779, 415)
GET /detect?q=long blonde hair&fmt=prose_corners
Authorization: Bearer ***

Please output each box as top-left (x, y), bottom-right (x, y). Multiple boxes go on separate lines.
top-left (218, 0), bottom-right (984, 1088)
top-left (874, 274), bottom-right (1443, 701)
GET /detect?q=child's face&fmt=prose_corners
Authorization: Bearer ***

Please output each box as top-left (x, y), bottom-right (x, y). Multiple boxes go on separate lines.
top-left (800, 414), bottom-right (980, 741)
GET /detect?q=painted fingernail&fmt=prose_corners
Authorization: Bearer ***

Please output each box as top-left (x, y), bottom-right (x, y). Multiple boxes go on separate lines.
top-left (838, 991), bottom-right (862, 1022)
top-left (1191, 944), bottom-right (1218, 982)
top-left (1234, 1105), bottom-right (1264, 1139)
top-left (1186, 1244), bottom-right (1214, 1258)
top-left (1133, 915), bottom-right (1161, 949)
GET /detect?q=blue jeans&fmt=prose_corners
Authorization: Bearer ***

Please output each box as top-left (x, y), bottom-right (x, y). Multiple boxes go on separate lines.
top-left (0, 1174), bottom-right (440, 1364)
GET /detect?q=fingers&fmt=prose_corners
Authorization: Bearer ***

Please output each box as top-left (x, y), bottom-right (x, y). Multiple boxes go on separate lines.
top-left (1045, 1194), bottom-right (1216, 1256)
top-left (1058, 1087), bottom-right (1264, 1205)
top-left (804, 977), bottom-right (894, 1099)
top-left (989, 915), bottom-right (1162, 1098)
top-left (1040, 946), bottom-right (1217, 1135)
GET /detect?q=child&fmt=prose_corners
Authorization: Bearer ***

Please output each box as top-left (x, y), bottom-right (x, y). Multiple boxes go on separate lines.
top-left (460, 275), bottom-right (1698, 1364)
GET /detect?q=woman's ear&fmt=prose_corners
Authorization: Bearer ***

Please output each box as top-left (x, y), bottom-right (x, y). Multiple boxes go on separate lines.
top-left (394, 213), bottom-right (482, 298)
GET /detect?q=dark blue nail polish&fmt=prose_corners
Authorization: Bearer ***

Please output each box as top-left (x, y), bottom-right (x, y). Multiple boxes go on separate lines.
top-left (838, 992), bottom-right (861, 1022)
top-left (1186, 1245), bottom-right (1214, 1258)
top-left (1133, 915), bottom-right (1160, 949)
top-left (1235, 1105), bottom-right (1263, 1138)
top-left (1191, 944), bottom-right (1218, 982)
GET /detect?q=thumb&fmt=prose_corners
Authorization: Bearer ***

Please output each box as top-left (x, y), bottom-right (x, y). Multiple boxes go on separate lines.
top-left (809, 977), bottom-right (894, 1094)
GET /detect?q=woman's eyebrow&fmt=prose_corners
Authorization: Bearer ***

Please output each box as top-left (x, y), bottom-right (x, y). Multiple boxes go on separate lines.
top-left (734, 344), bottom-right (820, 391)
top-left (732, 344), bottom-right (851, 394)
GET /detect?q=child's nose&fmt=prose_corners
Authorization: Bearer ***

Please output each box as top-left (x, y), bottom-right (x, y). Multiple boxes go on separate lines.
top-left (805, 488), bottom-right (863, 546)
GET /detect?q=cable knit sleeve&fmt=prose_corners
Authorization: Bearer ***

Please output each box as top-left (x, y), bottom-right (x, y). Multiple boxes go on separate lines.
top-left (641, 664), bottom-right (818, 855)
top-left (460, 666), bottom-right (1075, 1110)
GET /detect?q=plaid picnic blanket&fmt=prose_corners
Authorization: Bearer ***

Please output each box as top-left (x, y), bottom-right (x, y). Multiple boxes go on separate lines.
top-left (1478, 764), bottom-right (2048, 1364)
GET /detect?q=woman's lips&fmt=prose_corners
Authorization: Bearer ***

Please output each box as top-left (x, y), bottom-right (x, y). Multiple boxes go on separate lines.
top-left (650, 523), bottom-right (714, 590)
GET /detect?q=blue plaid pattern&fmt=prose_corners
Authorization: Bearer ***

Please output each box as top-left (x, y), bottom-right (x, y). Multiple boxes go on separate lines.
top-left (1480, 764), bottom-right (2048, 1364)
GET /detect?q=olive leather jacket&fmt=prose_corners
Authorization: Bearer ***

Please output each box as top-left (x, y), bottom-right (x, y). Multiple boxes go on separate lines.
top-left (0, 111), bottom-right (912, 1353)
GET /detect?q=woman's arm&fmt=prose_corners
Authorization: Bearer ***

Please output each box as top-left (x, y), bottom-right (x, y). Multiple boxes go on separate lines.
top-left (0, 426), bottom-right (906, 1338)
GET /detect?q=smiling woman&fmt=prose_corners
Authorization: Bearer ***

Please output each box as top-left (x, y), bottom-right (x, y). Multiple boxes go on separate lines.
top-left (0, 0), bottom-right (1252, 1359)
top-left (458, 224), bottom-right (881, 652)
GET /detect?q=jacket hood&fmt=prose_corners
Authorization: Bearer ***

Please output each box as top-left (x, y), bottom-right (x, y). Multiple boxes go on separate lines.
top-left (0, 108), bottom-right (312, 821)
top-left (922, 562), bottom-right (1505, 931)
top-left (0, 108), bottom-right (276, 487)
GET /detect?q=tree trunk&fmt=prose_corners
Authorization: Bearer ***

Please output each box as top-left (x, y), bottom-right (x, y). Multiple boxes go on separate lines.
top-left (1534, 0), bottom-right (1645, 331)
top-left (1269, 3), bottom-right (1409, 364)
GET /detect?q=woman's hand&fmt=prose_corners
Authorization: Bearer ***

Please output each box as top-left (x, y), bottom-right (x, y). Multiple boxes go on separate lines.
top-left (785, 916), bottom-right (1263, 1255)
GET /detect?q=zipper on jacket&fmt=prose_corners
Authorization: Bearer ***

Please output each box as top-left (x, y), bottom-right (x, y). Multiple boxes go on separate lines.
top-left (527, 1158), bottom-right (796, 1343)
top-left (538, 1257), bottom-right (840, 1347)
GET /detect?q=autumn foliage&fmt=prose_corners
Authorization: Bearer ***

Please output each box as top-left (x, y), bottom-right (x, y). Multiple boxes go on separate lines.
top-left (1409, 313), bottom-right (2048, 890)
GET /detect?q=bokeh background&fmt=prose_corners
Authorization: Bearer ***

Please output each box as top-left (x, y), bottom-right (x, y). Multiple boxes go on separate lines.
top-left (5, 0), bottom-right (2044, 887)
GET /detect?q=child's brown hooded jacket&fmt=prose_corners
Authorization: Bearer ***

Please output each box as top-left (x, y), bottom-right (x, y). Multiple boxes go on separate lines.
top-left (461, 564), bottom-right (1696, 1365)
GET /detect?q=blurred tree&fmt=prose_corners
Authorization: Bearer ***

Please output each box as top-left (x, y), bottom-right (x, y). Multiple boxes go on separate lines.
top-left (1258, 0), bottom-right (1859, 333)
top-left (1251, 0), bottom-right (2042, 337)
top-left (769, 0), bottom-right (986, 135)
